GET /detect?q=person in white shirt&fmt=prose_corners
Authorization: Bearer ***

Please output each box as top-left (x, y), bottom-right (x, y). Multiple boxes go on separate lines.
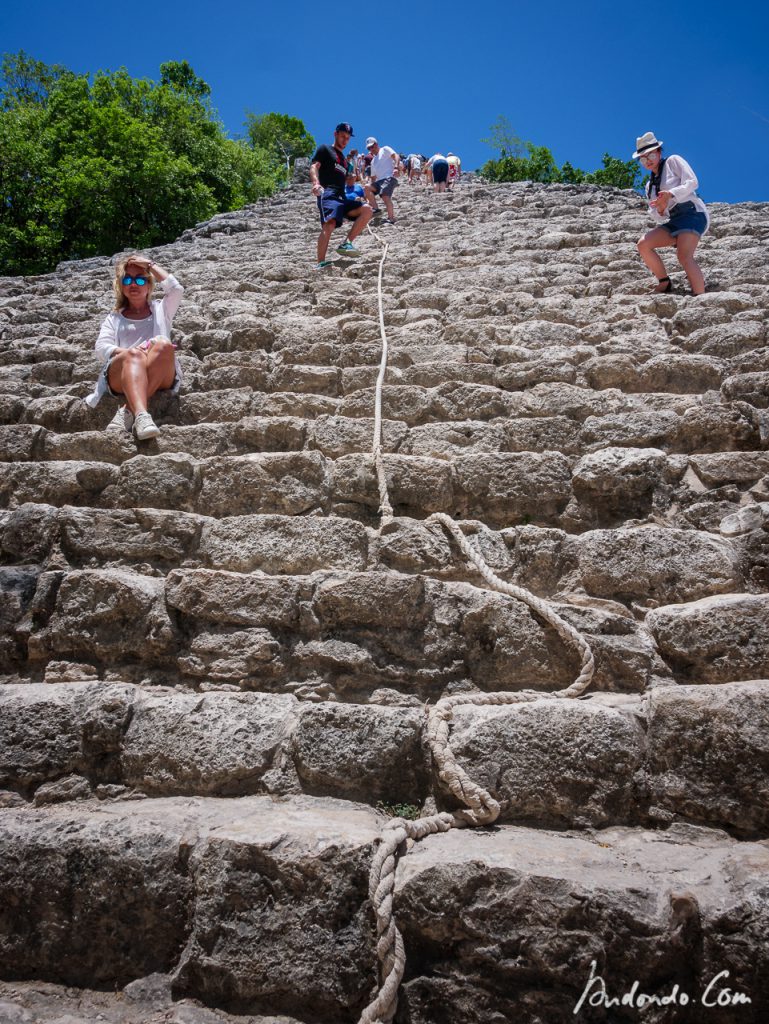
top-left (447, 152), bottom-right (461, 188)
top-left (364, 137), bottom-right (402, 224)
top-left (87, 255), bottom-right (183, 440)
top-left (406, 153), bottom-right (422, 183)
top-left (634, 131), bottom-right (709, 296)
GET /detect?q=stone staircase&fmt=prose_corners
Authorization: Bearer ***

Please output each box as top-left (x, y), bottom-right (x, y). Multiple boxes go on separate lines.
top-left (1, 179), bottom-right (768, 1024)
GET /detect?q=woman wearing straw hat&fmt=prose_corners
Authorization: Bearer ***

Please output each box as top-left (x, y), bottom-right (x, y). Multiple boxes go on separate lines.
top-left (634, 131), bottom-right (709, 295)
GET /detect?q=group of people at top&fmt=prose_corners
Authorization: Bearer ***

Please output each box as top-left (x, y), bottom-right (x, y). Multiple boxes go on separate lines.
top-left (309, 124), bottom-right (462, 269)
top-left (88, 125), bottom-right (710, 442)
top-left (351, 148), bottom-right (461, 189)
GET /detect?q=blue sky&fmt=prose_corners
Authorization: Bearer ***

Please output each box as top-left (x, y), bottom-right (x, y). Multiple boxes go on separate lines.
top-left (3, 0), bottom-right (768, 202)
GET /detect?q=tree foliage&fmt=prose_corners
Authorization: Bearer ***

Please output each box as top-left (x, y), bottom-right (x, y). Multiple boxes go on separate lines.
top-left (245, 111), bottom-right (315, 181)
top-left (0, 53), bottom-right (306, 276)
top-left (479, 115), bottom-right (527, 160)
top-left (481, 117), bottom-right (641, 191)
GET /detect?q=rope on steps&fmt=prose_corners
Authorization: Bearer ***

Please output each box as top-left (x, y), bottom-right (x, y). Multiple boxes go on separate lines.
top-left (358, 218), bottom-right (596, 1023)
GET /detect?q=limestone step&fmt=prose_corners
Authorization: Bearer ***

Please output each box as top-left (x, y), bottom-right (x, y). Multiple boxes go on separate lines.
top-left (2, 446), bottom-right (767, 537)
top-left (1, 681), bottom-right (767, 836)
top-left (0, 538), bottom-right (748, 686)
top-left (2, 525), bottom-right (760, 695)
top-left (0, 797), bottom-right (766, 1022)
top-left (0, 795), bottom-right (381, 1021)
top-left (2, 396), bottom-right (763, 470)
top-left (3, 499), bottom-right (760, 591)
top-left (0, 977), bottom-right (299, 1024)
top-left (394, 821), bottom-right (769, 1024)
top-left (0, 333), bottom-right (755, 393)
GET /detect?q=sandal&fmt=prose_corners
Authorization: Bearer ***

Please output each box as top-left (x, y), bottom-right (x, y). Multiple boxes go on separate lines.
top-left (652, 276), bottom-right (672, 294)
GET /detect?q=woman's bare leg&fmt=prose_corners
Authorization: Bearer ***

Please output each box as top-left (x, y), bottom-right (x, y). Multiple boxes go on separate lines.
top-left (107, 340), bottom-right (175, 415)
top-left (637, 227), bottom-right (676, 285)
top-left (675, 232), bottom-right (706, 295)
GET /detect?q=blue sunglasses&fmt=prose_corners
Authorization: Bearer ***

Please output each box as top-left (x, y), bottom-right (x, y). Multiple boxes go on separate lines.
top-left (122, 274), bottom-right (148, 286)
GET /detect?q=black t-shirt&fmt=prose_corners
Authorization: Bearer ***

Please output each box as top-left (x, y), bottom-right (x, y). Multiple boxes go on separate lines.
top-left (312, 144), bottom-right (347, 192)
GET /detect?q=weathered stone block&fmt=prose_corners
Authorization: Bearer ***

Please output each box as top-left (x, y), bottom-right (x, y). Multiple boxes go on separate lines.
top-left (647, 593), bottom-right (769, 683)
top-left (172, 796), bottom-right (381, 1020)
top-left (313, 572), bottom-right (426, 628)
top-left (577, 527), bottom-right (740, 603)
top-left (27, 569), bottom-right (176, 665)
top-left (199, 453), bottom-right (328, 518)
top-left (165, 569), bottom-right (305, 628)
top-left (454, 452), bottom-right (572, 527)
top-left (0, 801), bottom-right (195, 985)
top-left (450, 697), bottom-right (645, 826)
top-left (396, 824), bottom-right (769, 1024)
top-left (293, 703), bottom-right (426, 804)
top-left (122, 691), bottom-right (297, 795)
top-left (647, 680), bottom-right (769, 835)
top-left (198, 514), bottom-right (367, 574)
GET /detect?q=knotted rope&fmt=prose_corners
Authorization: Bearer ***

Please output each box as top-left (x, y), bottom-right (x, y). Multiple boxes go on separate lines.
top-left (358, 211), bottom-right (595, 1024)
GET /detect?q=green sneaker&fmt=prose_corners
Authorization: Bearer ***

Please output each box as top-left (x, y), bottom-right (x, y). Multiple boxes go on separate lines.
top-left (336, 240), bottom-right (361, 257)
top-left (315, 260), bottom-right (334, 270)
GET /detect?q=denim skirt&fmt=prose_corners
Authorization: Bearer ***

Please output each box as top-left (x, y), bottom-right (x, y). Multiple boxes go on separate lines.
top-left (665, 200), bottom-right (707, 237)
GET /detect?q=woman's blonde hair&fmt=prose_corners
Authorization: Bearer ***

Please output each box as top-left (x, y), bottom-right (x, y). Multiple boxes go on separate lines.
top-left (113, 254), bottom-right (155, 311)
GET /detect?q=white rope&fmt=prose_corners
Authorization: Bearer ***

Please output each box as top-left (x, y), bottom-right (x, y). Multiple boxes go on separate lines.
top-left (357, 212), bottom-right (596, 1024)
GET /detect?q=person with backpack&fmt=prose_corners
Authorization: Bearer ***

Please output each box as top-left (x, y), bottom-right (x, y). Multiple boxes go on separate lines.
top-left (310, 122), bottom-right (373, 270)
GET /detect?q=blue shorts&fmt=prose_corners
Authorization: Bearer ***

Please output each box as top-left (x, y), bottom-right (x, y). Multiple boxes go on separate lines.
top-left (432, 160), bottom-right (449, 183)
top-left (665, 201), bottom-right (707, 238)
top-left (317, 188), bottom-right (363, 227)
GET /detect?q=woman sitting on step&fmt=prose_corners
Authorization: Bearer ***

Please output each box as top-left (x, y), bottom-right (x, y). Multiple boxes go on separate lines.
top-left (85, 255), bottom-right (184, 440)
top-left (634, 131), bottom-right (709, 296)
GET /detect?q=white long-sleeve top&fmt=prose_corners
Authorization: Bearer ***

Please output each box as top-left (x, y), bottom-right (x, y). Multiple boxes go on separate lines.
top-left (645, 154), bottom-right (710, 233)
top-left (86, 275), bottom-right (184, 408)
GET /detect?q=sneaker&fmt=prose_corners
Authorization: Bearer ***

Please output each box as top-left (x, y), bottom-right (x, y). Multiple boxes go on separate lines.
top-left (106, 405), bottom-right (134, 433)
top-left (336, 240), bottom-right (361, 257)
top-left (315, 260), bottom-right (335, 270)
top-left (385, 218), bottom-right (397, 225)
top-left (133, 411), bottom-right (160, 440)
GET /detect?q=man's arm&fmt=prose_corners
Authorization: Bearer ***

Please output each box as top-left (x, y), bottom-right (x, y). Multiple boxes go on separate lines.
top-left (310, 160), bottom-right (323, 197)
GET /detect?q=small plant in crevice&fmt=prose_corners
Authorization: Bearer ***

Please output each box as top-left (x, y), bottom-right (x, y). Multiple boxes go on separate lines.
top-left (375, 801), bottom-right (422, 820)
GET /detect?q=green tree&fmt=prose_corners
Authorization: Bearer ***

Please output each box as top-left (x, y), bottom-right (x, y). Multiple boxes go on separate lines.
top-left (0, 49), bottom-right (71, 109)
top-left (480, 118), bottom-right (641, 191)
top-left (481, 114), bottom-right (527, 159)
top-left (0, 53), bottom-right (284, 275)
top-left (583, 153), bottom-right (641, 190)
top-left (480, 143), bottom-right (560, 184)
top-left (559, 161), bottom-right (586, 184)
top-left (160, 59), bottom-right (210, 99)
top-left (0, 102), bottom-right (64, 274)
top-left (245, 111), bottom-right (315, 182)
top-left (246, 111), bottom-right (315, 160)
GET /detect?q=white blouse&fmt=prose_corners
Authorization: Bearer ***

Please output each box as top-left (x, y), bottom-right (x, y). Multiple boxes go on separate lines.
top-left (85, 274), bottom-right (184, 408)
top-left (94, 275), bottom-right (184, 363)
top-left (645, 154), bottom-right (710, 233)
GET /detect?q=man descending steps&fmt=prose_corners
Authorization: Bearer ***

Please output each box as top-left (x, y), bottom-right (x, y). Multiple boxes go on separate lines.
top-left (310, 122), bottom-right (374, 270)
top-left (364, 136), bottom-right (402, 224)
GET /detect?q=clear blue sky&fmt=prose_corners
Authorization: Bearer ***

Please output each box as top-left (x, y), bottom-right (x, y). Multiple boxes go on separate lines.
top-left (3, 0), bottom-right (768, 202)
